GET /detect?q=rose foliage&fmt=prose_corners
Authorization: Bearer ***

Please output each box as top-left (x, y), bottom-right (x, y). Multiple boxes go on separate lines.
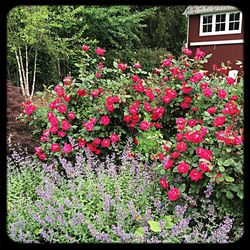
top-left (20, 45), bottom-right (243, 211)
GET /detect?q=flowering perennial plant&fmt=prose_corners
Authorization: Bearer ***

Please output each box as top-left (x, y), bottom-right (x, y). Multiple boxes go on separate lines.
top-left (19, 45), bottom-right (243, 207)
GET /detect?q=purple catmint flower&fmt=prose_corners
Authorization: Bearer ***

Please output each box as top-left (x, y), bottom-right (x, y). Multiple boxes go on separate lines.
top-left (175, 204), bottom-right (188, 218)
top-left (103, 193), bottom-right (113, 213)
top-left (204, 183), bottom-right (213, 199)
top-left (170, 217), bottom-right (191, 236)
top-left (127, 201), bottom-right (139, 219)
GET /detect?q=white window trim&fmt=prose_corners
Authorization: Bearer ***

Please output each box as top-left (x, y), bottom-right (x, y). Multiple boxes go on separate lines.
top-left (190, 39), bottom-right (244, 46)
top-left (199, 11), bottom-right (242, 36)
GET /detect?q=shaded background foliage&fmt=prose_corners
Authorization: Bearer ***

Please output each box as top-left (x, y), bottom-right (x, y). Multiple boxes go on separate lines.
top-left (7, 5), bottom-right (187, 89)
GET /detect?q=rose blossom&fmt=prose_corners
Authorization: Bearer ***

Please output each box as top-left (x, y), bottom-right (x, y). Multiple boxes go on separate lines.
top-left (82, 44), bottom-right (89, 51)
top-left (140, 121), bottom-right (150, 131)
top-left (51, 143), bottom-right (60, 152)
top-left (177, 162), bottom-right (190, 174)
top-left (176, 141), bottom-right (187, 152)
top-left (160, 177), bottom-right (169, 189)
top-left (110, 133), bottom-right (119, 143)
top-left (63, 76), bottom-right (73, 85)
top-left (168, 188), bottom-right (180, 201)
top-left (118, 63), bottom-right (127, 71)
top-left (78, 89), bottom-right (87, 97)
top-left (25, 105), bottom-right (37, 115)
top-left (100, 115), bottom-right (110, 126)
top-left (164, 159), bottom-right (174, 169)
top-left (133, 63), bottom-right (141, 68)
top-left (63, 143), bottom-right (73, 154)
top-left (62, 119), bottom-right (71, 131)
top-left (101, 138), bottom-right (110, 148)
top-left (68, 111), bottom-right (76, 120)
top-left (189, 169), bottom-right (203, 182)
top-left (57, 104), bottom-right (67, 113)
top-left (213, 115), bottom-right (226, 127)
top-left (95, 47), bottom-right (106, 56)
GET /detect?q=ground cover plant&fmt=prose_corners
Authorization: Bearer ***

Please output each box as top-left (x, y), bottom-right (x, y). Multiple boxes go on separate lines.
top-left (8, 44), bottom-right (244, 243)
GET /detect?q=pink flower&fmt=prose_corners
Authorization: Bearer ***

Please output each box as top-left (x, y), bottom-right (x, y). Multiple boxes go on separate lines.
top-left (202, 87), bottom-right (213, 97)
top-left (160, 177), bottom-right (169, 189)
top-left (170, 151), bottom-right (180, 159)
top-left (82, 44), bottom-right (90, 51)
top-left (101, 138), bottom-right (110, 148)
top-left (63, 76), bottom-right (73, 85)
top-left (133, 63), bottom-right (141, 68)
top-left (199, 161), bottom-right (210, 172)
top-left (123, 115), bottom-right (131, 123)
top-left (100, 115), bottom-right (110, 126)
top-left (140, 121), bottom-right (150, 131)
top-left (226, 76), bottom-right (235, 85)
top-left (188, 119), bottom-right (197, 128)
top-left (95, 72), bottom-right (101, 78)
top-left (118, 63), bottom-right (127, 71)
top-left (176, 141), bottom-right (187, 152)
top-left (39, 153), bottom-right (47, 160)
top-left (25, 105), bottom-right (37, 115)
top-left (207, 107), bottom-right (217, 114)
top-left (62, 119), bottom-right (71, 131)
top-left (68, 111), bottom-right (76, 120)
top-left (78, 89), bottom-right (87, 97)
top-left (51, 143), bottom-right (60, 152)
top-left (189, 169), bottom-right (203, 182)
top-left (161, 59), bottom-right (171, 67)
top-left (58, 130), bottom-right (66, 137)
top-left (196, 147), bottom-right (212, 161)
top-left (194, 48), bottom-right (206, 60)
top-left (218, 89), bottom-right (227, 99)
top-left (54, 85), bottom-right (64, 97)
top-left (168, 188), bottom-right (180, 201)
top-left (86, 121), bottom-right (95, 131)
top-left (57, 104), bottom-right (67, 113)
top-left (93, 138), bottom-right (101, 145)
top-left (63, 143), bottom-right (73, 154)
top-left (95, 47), bottom-right (106, 56)
top-left (213, 115), bottom-right (226, 127)
top-left (182, 47), bottom-right (192, 56)
top-left (177, 161), bottom-right (190, 174)
top-left (49, 125), bottom-right (58, 134)
top-left (110, 133), bottom-right (119, 143)
top-left (77, 138), bottom-right (86, 148)
top-left (91, 89), bottom-right (100, 97)
top-left (64, 95), bottom-right (71, 102)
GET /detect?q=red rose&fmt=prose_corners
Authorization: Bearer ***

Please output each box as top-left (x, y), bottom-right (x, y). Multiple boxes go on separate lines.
top-left (189, 169), bottom-right (203, 182)
top-left (133, 63), bottom-right (141, 68)
top-left (68, 111), bottom-right (76, 120)
top-left (202, 87), bottom-right (213, 97)
top-left (188, 119), bottom-right (197, 128)
top-left (63, 143), bottom-right (73, 154)
top-left (164, 158), bottom-right (173, 169)
top-left (57, 130), bottom-right (66, 137)
top-left (177, 161), bottom-right (190, 174)
top-left (63, 76), bottom-right (73, 85)
top-left (226, 76), bottom-right (235, 85)
top-left (78, 89), bottom-right (87, 97)
top-left (62, 119), bottom-right (71, 131)
top-left (199, 161), bottom-right (210, 172)
top-left (218, 89), bottom-right (227, 99)
top-left (160, 177), bottom-right (169, 189)
top-left (118, 63), bottom-right (127, 71)
top-left (176, 141), bottom-right (187, 152)
top-left (82, 44), bottom-right (89, 51)
top-left (207, 107), bottom-right (217, 114)
top-left (196, 147), bottom-right (212, 161)
top-left (25, 105), bottom-right (37, 115)
top-left (101, 138), bottom-right (110, 148)
top-left (140, 121), bottom-right (150, 131)
top-left (77, 138), bottom-right (86, 148)
top-left (93, 138), bottom-right (101, 145)
top-left (106, 104), bottom-right (115, 112)
top-left (100, 115), bottom-right (110, 126)
top-left (95, 47), bottom-right (106, 56)
top-left (91, 89), bottom-right (100, 97)
top-left (57, 104), bottom-right (67, 113)
top-left (50, 125), bottom-right (58, 134)
top-left (84, 121), bottom-right (94, 131)
top-left (51, 143), bottom-right (60, 152)
top-left (64, 95), bottom-right (71, 102)
top-left (170, 151), bottom-right (180, 159)
top-left (168, 188), bottom-right (180, 201)
top-left (213, 115), bottom-right (226, 127)
top-left (39, 153), bottom-right (47, 160)
top-left (110, 133), bottom-right (119, 143)
top-left (123, 115), bottom-right (131, 123)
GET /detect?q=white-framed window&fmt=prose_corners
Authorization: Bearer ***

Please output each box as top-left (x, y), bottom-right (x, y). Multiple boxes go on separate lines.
top-left (199, 11), bottom-right (242, 36)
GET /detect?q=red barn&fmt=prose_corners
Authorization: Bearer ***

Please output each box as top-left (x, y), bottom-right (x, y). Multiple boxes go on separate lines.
top-left (183, 5), bottom-right (244, 73)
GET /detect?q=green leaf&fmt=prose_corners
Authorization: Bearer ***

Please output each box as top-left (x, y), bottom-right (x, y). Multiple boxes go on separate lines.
top-left (179, 183), bottom-right (186, 193)
top-left (225, 176), bottom-right (234, 183)
top-left (135, 227), bottom-right (144, 237)
top-left (223, 159), bottom-right (234, 166)
top-left (148, 220), bottom-right (161, 232)
top-left (226, 191), bottom-right (234, 199)
top-left (219, 166), bottom-right (225, 172)
top-left (237, 191), bottom-right (243, 200)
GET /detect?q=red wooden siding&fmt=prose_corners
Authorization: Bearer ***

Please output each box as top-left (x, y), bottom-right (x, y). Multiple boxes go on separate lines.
top-left (188, 15), bottom-right (244, 43)
top-left (190, 43), bottom-right (243, 72)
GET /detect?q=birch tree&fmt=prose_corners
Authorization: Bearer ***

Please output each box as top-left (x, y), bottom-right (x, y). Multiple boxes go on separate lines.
top-left (7, 6), bottom-right (50, 100)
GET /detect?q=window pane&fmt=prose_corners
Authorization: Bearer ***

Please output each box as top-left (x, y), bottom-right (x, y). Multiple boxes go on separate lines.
top-left (208, 24), bottom-right (212, 32)
top-left (216, 15), bottom-right (220, 22)
top-left (208, 15), bottom-right (212, 23)
top-left (216, 24), bottom-right (220, 31)
top-left (229, 22), bottom-right (234, 30)
top-left (235, 12), bottom-right (240, 20)
top-left (203, 25), bottom-right (207, 32)
top-left (235, 22), bottom-right (240, 30)
top-left (229, 13), bottom-right (234, 21)
top-left (221, 23), bottom-right (225, 31)
top-left (221, 14), bottom-right (226, 22)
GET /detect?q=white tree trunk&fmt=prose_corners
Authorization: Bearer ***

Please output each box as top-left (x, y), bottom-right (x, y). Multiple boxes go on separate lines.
top-left (14, 50), bottom-right (26, 99)
top-left (25, 45), bottom-right (29, 94)
top-left (18, 47), bottom-right (30, 99)
top-left (30, 48), bottom-right (38, 99)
